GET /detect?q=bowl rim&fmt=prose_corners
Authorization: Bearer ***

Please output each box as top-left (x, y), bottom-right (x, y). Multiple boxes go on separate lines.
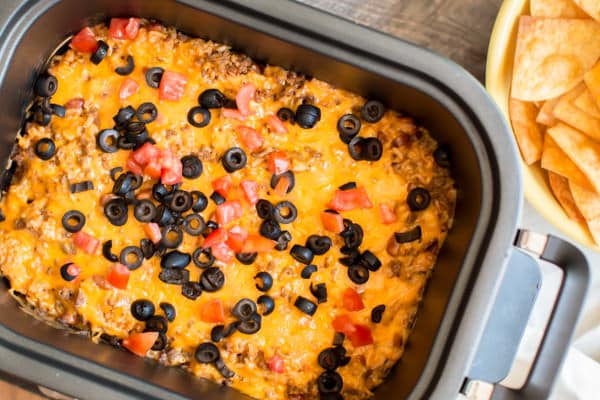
top-left (485, 0), bottom-right (599, 252)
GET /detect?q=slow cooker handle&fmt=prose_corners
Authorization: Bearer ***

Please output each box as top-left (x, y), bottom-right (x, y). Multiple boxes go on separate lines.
top-left (491, 230), bottom-right (590, 400)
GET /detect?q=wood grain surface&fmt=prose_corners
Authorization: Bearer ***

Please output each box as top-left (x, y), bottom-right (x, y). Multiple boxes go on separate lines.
top-left (0, 0), bottom-right (501, 398)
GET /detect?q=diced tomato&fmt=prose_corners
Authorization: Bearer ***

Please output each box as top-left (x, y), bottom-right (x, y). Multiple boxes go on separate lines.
top-left (268, 115), bottom-right (288, 134)
top-left (73, 231), bottom-right (100, 255)
top-left (240, 180), bottom-right (259, 205)
top-left (122, 331), bottom-right (159, 357)
top-left (226, 226), bottom-right (248, 253)
top-left (332, 315), bottom-right (373, 347)
top-left (126, 156), bottom-right (144, 176)
top-left (222, 108), bottom-right (247, 121)
top-left (119, 78), bottom-right (139, 100)
top-left (203, 228), bottom-right (228, 248)
top-left (274, 176), bottom-right (290, 197)
top-left (332, 314), bottom-right (355, 334)
top-left (70, 27), bottom-right (98, 53)
top-left (241, 235), bottom-right (276, 253)
top-left (379, 203), bottom-right (397, 225)
top-left (144, 223), bottom-right (162, 244)
top-left (216, 200), bottom-right (243, 226)
top-left (109, 18), bottom-right (140, 40)
top-left (236, 83), bottom-right (256, 116)
top-left (158, 70), bottom-right (188, 101)
top-left (144, 159), bottom-right (162, 179)
top-left (267, 151), bottom-right (290, 175)
top-left (328, 187), bottom-right (373, 211)
top-left (342, 288), bottom-right (364, 311)
top-left (321, 211), bottom-right (345, 234)
top-left (159, 148), bottom-right (183, 185)
top-left (202, 228), bottom-right (234, 262)
top-left (107, 263), bottom-right (130, 290)
top-left (268, 355), bottom-right (285, 373)
top-left (211, 175), bottom-right (233, 197)
top-left (237, 126), bottom-right (264, 152)
top-left (200, 299), bottom-right (226, 323)
top-left (349, 324), bottom-right (374, 347)
top-left (132, 142), bottom-right (161, 166)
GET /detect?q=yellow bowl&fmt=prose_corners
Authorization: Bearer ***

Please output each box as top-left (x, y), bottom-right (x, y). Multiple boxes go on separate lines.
top-left (485, 0), bottom-right (599, 251)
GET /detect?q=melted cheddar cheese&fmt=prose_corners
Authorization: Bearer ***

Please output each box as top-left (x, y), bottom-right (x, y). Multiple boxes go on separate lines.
top-left (0, 22), bottom-right (455, 400)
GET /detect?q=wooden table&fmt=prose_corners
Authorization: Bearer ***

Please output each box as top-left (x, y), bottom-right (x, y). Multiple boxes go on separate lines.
top-left (1, 0), bottom-right (502, 398)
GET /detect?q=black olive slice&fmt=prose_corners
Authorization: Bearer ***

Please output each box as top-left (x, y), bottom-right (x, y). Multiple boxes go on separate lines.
top-left (254, 272), bottom-right (273, 292)
top-left (97, 129), bottom-right (120, 153)
top-left (192, 247), bottom-right (215, 268)
top-left (195, 342), bottom-right (220, 364)
top-left (360, 137), bottom-right (383, 161)
top-left (200, 267), bottom-right (225, 292)
top-left (62, 210), bottom-right (85, 233)
top-left (160, 250), bottom-right (191, 269)
top-left (301, 264), bottom-right (318, 279)
top-left (333, 332), bottom-right (345, 346)
top-left (113, 106), bottom-right (136, 128)
top-left (131, 299), bottom-right (155, 321)
top-left (160, 225), bottom-right (183, 249)
top-left (160, 302), bottom-right (176, 322)
top-left (90, 40), bottom-right (109, 64)
top-left (407, 187), bottom-right (431, 211)
top-left (394, 226), bottom-right (422, 243)
top-left (294, 296), bottom-right (317, 316)
top-left (290, 245), bottom-right (314, 265)
top-left (273, 201), bottom-right (297, 224)
top-left (210, 191), bottom-right (226, 205)
top-left (235, 252), bottom-right (257, 265)
top-left (102, 240), bottom-right (119, 262)
top-left (169, 190), bottom-right (193, 213)
top-left (257, 295), bottom-right (275, 316)
top-left (191, 191), bottom-right (208, 212)
top-left (51, 104), bottom-right (66, 118)
top-left (145, 315), bottom-right (169, 333)
top-left (237, 313), bottom-right (261, 335)
top-left (259, 219), bottom-right (281, 240)
top-left (360, 250), bottom-right (382, 272)
top-left (361, 100), bottom-right (385, 123)
top-left (277, 107), bottom-right (295, 124)
top-left (145, 67), bottom-right (164, 88)
top-left (221, 147), bottom-right (247, 173)
top-left (337, 114), bottom-right (361, 144)
top-left (134, 200), bottom-right (157, 223)
top-left (199, 89), bottom-right (227, 108)
top-left (181, 281), bottom-right (203, 300)
top-left (158, 267), bottom-right (189, 285)
top-left (34, 138), bottom-right (56, 160)
top-left (270, 170), bottom-right (296, 194)
top-left (151, 332), bottom-right (167, 351)
top-left (120, 246), bottom-right (144, 270)
top-left (232, 298), bottom-right (257, 321)
top-left (255, 199), bottom-right (274, 219)
top-left (34, 74), bottom-right (58, 97)
top-left (215, 358), bottom-right (235, 378)
top-left (295, 104), bottom-right (321, 129)
top-left (60, 263), bottom-right (79, 282)
top-left (434, 145), bottom-right (451, 168)
top-left (310, 282), bottom-right (327, 304)
top-left (348, 264), bottom-right (369, 284)
top-left (136, 102), bottom-right (158, 123)
top-left (104, 198), bottom-right (128, 226)
top-left (187, 106), bottom-right (211, 128)
top-left (371, 304), bottom-right (386, 323)
top-left (115, 55), bottom-right (135, 76)
top-left (306, 235), bottom-right (332, 255)
top-left (181, 155), bottom-right (203, 179)
top-left (154, 205), bottom-right (175, 227)
top-left (274, 230), bottom-right (292, 251)
top-left (318, 348), bottom-right (340, 371)
top-left (317, 371), bottom-right (343, 394)
top-left (70, 180), bottom-right (94, 194)
top-left (338, 181), bottom-right (357, 191)
top-left (183, 214), bottom-right (206, 236)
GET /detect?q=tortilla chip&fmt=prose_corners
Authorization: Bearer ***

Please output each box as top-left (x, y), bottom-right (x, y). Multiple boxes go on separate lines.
top-left (573, 0), bottom-right (600, 21)
top-left (548, 172), bottom-right (586, 223)
top-left (509, 98), bottom-right (543, 164)
top-left (541, 134), bottom-right (595, 191)
top-left (552, 84), bottom-right (600, 141)
top-left (570, 181), bottom-right (600, 245)
top-left (531, 0), bottom-right (588, 18)
top-left (536, 97), bottom-right (560, 126)
top-left (574, 88), bottom-right (600, 118)
top-left (583, 61), bottom-right (600, 110)
top-left (548, 123), bottom-right (600, 194)
top-left (511, 16), bottom-right (600, 101)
